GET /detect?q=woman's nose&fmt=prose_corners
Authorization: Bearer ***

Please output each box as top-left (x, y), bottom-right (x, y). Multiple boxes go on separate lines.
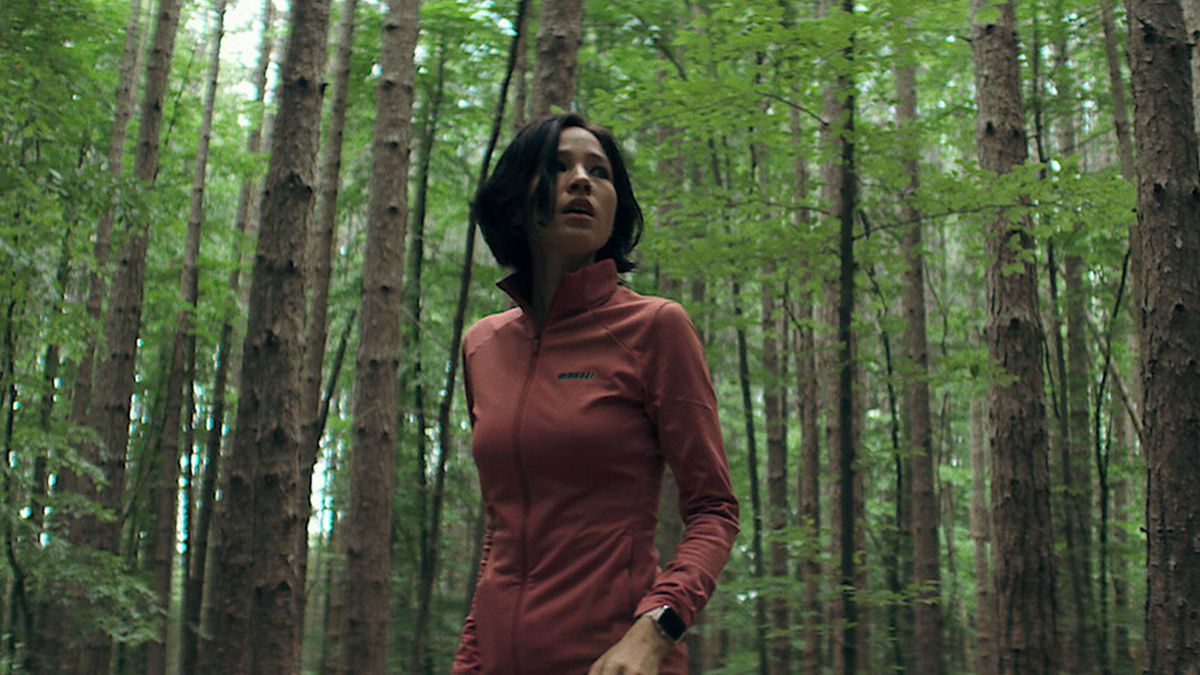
top-left (566, 165), bottom-right (592, 192)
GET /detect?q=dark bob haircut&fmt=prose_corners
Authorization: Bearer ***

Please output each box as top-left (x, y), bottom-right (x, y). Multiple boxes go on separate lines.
top-left (472, 113), bottom-right (644, 279)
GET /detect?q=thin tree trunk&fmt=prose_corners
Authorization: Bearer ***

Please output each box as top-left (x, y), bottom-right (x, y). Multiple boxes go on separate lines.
top-left (434, 3), bottom-right (530, 655)
top-left (296, 0), bottom-right (359, 646)
top-left (1099, 0), bottom-right (1137, 182)
top-left (894, 50), bottom-right (942, 675)
top-left (1109, 410), bottom-right (1134, 674)
top-left (970, 395), bottom-right (998, 675)
top-left (529, 0), bottom-right (584, 116)
top-left (180, 5), bottom-right (273, 673)
top-left (1181, 0), bottom-right (1200, 142)
top-left (1, 298), bottom-right (27, 673)
top-left (763, 274), bottom-right (790, 675)
top-left (76, 1), bottom-right (184, 671)
top-left (1064, 251), bottom-right (1097, 670)
top-left (789, 104), bottom-right (822, 675)
top-left (969, 2), bottom-right (1059, 672)
top-left (1052, 28), bottom-right (1099, 672)
top-left (510, 0), bottom-right (534, 131)
top-left (145, 5), bottom-right (226, 672)
top-left (320, 506), bottom-right (349, 675)
top-left (203, 0), bottom-right (333, 670)
top-left (830, 3), bottom-right (859, 672)
top-left (733, 282), bottom-right (769, 675)
top-left (1126, 1), bottom-right (1200, 671)
top-left (62, 0), bottom-right (143, 447)
top-left (407, 40), bottom-right (449, 675)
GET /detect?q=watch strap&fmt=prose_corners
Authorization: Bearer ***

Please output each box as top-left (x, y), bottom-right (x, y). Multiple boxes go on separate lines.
top-left (644, 605), bottom-right (686, 644)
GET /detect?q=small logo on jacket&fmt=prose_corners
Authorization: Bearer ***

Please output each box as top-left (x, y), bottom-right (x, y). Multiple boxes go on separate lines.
top-left (557, 371), bottom-right (596, 380)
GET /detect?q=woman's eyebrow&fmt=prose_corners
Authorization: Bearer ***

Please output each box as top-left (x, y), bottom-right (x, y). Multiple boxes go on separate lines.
top-left (558, 149), bottom-right (610, 164)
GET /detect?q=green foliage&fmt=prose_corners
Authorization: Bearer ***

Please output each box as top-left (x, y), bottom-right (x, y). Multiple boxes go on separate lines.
top-left (1, 0), bottom-right (1150, 671)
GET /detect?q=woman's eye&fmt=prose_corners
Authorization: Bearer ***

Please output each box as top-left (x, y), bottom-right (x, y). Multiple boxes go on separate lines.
top-left (551, 160), bottom-right (567, 172)
top-left (591, 166), bottom-right (610, 179)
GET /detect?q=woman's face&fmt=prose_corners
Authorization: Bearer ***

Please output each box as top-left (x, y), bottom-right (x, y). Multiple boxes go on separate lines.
top-left (528, 126), bottom-right (617, 269)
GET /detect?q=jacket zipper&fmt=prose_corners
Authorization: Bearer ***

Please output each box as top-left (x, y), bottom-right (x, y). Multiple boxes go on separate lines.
top-left (509, 331), bottom-right (540, 674)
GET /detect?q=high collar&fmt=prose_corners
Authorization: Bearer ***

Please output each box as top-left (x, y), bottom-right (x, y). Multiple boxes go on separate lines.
top-left (498, 258), bottom-right (619, 326)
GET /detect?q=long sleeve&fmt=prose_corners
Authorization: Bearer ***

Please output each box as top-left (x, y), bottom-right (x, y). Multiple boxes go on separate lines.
top-left (635, 301), bottom-right (739, 627)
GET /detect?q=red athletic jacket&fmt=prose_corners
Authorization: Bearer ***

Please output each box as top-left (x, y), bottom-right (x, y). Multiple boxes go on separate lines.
top-left (452, 259), bottom-right (739, 674)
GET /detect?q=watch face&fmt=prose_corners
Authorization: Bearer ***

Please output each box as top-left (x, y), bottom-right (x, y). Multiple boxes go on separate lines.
top-left (659, 606), bottom-right (686, 642)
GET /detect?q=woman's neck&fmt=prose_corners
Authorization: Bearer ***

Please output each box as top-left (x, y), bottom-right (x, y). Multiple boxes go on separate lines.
top-left (529, 252), bottom-right (596, 329)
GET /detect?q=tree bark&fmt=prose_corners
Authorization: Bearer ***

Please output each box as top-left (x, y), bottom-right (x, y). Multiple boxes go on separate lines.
top-left (1181, 0), bottom-right (1200, 141)
top-left (1099, 0), bottom-right (1137, 182)
top-left (510, 0), bottom-right (534, 131)
top-left (529, 0), bottom-right (584, 116)
top-left (762, 273), bottom-right (790, 675)
top-left (1126, 1), bottom-right (1200, 671)
top-left (789, 104), bottom-right (822, 675)
top-left (62, 0), bottom-right (144, 447)
top-left (894, 50), bottom-right (943, 675)
top-left (296, 0), bottom-right (359, 645)
top-left (202, 0), bottom-right (333, 670)
top-left (344, 1), bottom-right (420, 672)
top-left (37, 1), bottom-right (143, 645)
top-left (180, 5), bottom-right (274, 673)
top-left (969, 2), bottom-right (1059, 672)
top-left (1052, 29), bottom-right (1100, 672)
top-left (75, 1), bottom-right (184, 671)
top-left (407, 41), bottom-right (452, 675)
top-left (830, 3), bottom-right (859, 672)
top-left (733, 282), bottom-right (769, 675)
top-left (144, 3), bottom-right (226, 673)
top-left (970, 395), bottom-right (998, 675)
top-left (432, 8), bottom-right (530, 663)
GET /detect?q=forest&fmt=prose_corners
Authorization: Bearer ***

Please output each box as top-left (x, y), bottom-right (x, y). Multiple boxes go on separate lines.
top-left (1, 0), bottom-right (1198, 673)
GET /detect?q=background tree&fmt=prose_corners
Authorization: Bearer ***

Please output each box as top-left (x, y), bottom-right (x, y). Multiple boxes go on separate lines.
top-left (343, 0), bottom-right (421, 672)
top-left (1126, 0), bottom-right (1200, 671)
top-left (970, 0), bottom-right (1058, 672)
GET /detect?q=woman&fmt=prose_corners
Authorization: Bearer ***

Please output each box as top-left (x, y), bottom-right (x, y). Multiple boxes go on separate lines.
top-left (452, 114), bottom-right (738, 675)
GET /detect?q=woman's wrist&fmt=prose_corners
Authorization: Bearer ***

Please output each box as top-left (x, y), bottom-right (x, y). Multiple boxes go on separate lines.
top-left (634, 614), bottom-right (676, 659)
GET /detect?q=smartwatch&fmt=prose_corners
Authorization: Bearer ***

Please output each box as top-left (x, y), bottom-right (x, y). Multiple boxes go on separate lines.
top-left (645, 605), bottom-right (686, 644)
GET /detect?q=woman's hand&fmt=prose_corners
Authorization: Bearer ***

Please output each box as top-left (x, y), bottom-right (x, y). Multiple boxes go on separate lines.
top-left (587, 615), bottom-right (674, 675)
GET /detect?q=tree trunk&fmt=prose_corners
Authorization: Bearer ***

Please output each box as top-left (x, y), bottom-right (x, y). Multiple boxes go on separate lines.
top-left (790, 104), bottom-right (822, 675)
top-left (75, 0), bottom-right (184, 671)
top-left (1064, 251), bottom-right (1098, 670)
top-left (733, 282), bottom-right (769, 675)
top-left (1109, 413), bottom-right (1134, 674)
top-left (529, 0), bottom-right (583, 116)
top-left (62, 0), bottom-right (143, 449)
top-left (143, 5), bottom-right (226, 673)
top-left (830, 3), bottom-right (859, 672)
top-left (510, 0), bottom-right (534, 131)
top-left (970, 395), bottom-right (998, 675)
top-left (202, 0), bottom-right (333, 670)
top-left (296, 0), bottom-right (359, 647)
top-left (763, 274), bottom-right (790, 675)
top-left (180, 5), bottom-right (273, 673)
top-left (1126, 1), bottom-right (1200, 671)
top-left (407, 41), bottom-right (452, 675)
top-left (1181, 0), bottom-right (1200, 141)
top-left (969, 2), bottom-right (1059, 672)
top-left (1099, 0), bottom-right (1137, 182)
top-left (343, 1), bottom-right (420, 672)
top-left (432, 7), bottom-right (530, 663)
top-left (320, 505), bottom-right (349, 675)
top-left (894, 50), bottom-right (943, 675)
top-left (1052, 29), bottom-right (1100, 672)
